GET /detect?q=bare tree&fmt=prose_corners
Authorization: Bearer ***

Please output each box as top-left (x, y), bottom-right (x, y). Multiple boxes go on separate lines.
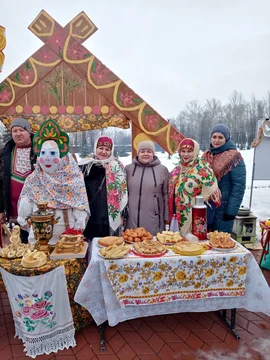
top-left (200, 98), bottom-right (224, 150)
top-left (263, 91), bottom-right (270, 118)
top-left (0, 122), bottom-right (11, 149)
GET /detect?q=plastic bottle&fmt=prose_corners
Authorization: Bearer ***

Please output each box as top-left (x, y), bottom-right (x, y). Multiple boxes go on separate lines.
top-left (192, 196), bottom-right (207, 240)
top-left (170, 214), bottom-right (179, 232)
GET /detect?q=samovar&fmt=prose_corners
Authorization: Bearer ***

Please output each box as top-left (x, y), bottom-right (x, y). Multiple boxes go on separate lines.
top-left (27, 202), bottom-right (59, 254)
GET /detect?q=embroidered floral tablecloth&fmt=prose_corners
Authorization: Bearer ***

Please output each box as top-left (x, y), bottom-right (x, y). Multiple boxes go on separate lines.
top-left (0, 257), bottom-right (92, 331)
top-left (75, 239), bottom-right (270, 326)
top-left (104, 249), bottom-right (248, 306)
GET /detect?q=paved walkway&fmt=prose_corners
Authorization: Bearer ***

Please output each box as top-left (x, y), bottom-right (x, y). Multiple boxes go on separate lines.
top-left (0, 249), bottom-right (270, 360)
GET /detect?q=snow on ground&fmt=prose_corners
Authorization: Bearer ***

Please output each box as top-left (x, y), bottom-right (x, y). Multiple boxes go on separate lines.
top-left (78, 149), bottom-right (270, 239)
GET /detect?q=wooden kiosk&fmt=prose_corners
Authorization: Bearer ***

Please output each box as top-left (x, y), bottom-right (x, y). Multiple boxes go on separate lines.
top-left (0, 10), bottom-right (184, 156)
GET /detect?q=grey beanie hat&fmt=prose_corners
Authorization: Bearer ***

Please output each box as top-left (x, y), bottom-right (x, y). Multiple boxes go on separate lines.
top-left (211, 124), bottom-right (230, 141)
top-left (10, 118), bottom-right (31, 134)
top-left (137, 140), bottom-right (155, 154)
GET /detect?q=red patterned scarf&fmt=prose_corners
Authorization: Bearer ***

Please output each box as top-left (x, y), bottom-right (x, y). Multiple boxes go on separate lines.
top-left (202, 150), bottom-right (243, 182)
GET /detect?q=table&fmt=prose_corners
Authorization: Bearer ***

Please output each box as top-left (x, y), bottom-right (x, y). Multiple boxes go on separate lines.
top-left (75, 239), bottom-right (270, 328)
top-left (0, 257), bottom-right (93, 331)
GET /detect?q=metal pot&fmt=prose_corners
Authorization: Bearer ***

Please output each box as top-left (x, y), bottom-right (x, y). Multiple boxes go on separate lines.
top-left (238, 206), bottom-right (250, 217)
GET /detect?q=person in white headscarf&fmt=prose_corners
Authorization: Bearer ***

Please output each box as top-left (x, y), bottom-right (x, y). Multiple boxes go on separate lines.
top-left (79, 136), bottom-right (128, 239)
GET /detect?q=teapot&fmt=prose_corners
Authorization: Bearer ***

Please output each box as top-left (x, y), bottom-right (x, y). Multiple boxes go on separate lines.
top-left (27, 202), bottom-right (59, 254)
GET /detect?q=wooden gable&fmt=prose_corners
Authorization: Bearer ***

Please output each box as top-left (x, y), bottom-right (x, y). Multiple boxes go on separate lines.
top-left (0, 10), bottom-right (184, 154)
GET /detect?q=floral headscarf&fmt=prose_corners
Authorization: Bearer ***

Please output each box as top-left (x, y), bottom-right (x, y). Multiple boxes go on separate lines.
top-left (78, 136), bottom-right (128, 232)
top-left (20, 151), bottom-right (89, 213)
top-left (169, 139), bottom-right (221, 234)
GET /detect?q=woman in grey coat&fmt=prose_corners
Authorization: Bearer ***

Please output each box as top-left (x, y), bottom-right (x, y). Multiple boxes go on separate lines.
top-left (125, 140), bottom-right (169, 236)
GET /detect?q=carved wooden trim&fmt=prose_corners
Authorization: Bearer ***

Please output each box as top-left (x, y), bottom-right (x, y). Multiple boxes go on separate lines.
top-left (251, 126), bottom-right (263, 148)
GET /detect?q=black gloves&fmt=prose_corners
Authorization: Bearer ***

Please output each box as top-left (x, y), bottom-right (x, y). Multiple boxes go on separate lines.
top-left (223, 213), bottom-right (235, 221)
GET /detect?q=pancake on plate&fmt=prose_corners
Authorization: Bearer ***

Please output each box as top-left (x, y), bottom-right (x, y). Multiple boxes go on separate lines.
top-left (99, 244), bottom-right (130, 259)
top-left (172, 242), bottom-right (205, 256)
top-left (133, 240), bottom-right (166, 255)
top-left (208, 231), bottom-right (235, 249)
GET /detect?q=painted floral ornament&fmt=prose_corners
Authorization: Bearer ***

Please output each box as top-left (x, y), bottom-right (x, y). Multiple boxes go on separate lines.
top-left (0, 26), bottom-right (6, 72)
top-left (33, 119), bottom-right (69, 157)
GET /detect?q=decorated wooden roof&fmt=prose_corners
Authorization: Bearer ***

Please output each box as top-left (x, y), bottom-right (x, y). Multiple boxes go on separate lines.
top-left (0, 26), bottom-right (6, 72)
top-left (0, 10), bottom-right (184, 153)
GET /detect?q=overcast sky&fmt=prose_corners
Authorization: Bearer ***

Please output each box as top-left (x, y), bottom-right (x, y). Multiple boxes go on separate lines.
top-left (0, 0), bottom-right (269, 118)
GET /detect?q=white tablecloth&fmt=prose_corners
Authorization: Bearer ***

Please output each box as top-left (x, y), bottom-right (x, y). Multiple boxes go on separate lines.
top-left (74, 239), bottom-right (270, 326)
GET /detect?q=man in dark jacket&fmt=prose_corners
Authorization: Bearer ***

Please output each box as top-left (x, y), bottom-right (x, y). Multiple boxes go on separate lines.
top-left (0, 118), bottom-right (36, 243)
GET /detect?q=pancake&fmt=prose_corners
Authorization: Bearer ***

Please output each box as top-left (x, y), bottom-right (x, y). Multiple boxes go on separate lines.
top-left (98, 236), bottom-right (123, 247)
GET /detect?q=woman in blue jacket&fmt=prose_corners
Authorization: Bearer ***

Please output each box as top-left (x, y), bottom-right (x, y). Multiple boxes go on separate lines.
top-left (202, 124), bottom-right (246, 233)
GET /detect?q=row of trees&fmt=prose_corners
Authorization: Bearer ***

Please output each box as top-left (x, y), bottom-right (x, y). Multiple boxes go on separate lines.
top-left (0, 90), bottom-right (269, 154)
top-left (72, 90), bottom-right (270, 155)
top-left (169, 90), bottom-right (270, 150)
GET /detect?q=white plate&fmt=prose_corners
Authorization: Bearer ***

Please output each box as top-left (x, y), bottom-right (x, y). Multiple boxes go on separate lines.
top-left (211, 242), bottom-right (238, 251)
top-left (208, 235), bottom-right (238, 251)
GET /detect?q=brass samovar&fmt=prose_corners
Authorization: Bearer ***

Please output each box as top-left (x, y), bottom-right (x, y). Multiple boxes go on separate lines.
top-left (27, 202), bottom-right (59, 254)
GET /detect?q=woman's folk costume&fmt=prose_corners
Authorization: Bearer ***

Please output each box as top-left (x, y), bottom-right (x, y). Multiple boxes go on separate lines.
top-left (169, 138), bottom-right (221, 235)
top-left (17, 120), bottom-right (89, 243)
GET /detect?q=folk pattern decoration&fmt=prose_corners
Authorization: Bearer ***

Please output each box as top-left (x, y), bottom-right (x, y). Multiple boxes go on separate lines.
top-left (105, 252), bottom-right (248, 306)
top-left (0, 26), bottom-right (6, 72)
top-left (14, 291), bottom-right (56, 333)
top-left (0, 10), bottom-right (184, 153)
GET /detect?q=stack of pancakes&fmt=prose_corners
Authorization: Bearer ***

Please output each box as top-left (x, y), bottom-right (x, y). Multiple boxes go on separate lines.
top-left (208, 231), bottom-right (235, 249)
top-left (133, 240), bottom-right (166, 255)
top-left (157, 231), bottom-right (185, 245)
top-left (172, 242), bottom-right (205, 256)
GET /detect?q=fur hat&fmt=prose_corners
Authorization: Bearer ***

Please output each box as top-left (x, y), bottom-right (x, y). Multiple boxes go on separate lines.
top-left (10, 118), bottom-right (31, 134)
top-left (137, 140), bottom-right (155, 154)
top-left (211, 124), bottom-right (230, 141)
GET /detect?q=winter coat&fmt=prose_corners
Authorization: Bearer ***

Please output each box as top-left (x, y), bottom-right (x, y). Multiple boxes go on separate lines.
top-left (82, 164), bottom-right (110, 239)
top-left (202, 140), bottom-right (246, 233)
top-left (80, 158), bottom-right (128, 239)
top-left (125, 156), bottom-right (169, 236)
top-left (0, 135), bottom-right (36, 220)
